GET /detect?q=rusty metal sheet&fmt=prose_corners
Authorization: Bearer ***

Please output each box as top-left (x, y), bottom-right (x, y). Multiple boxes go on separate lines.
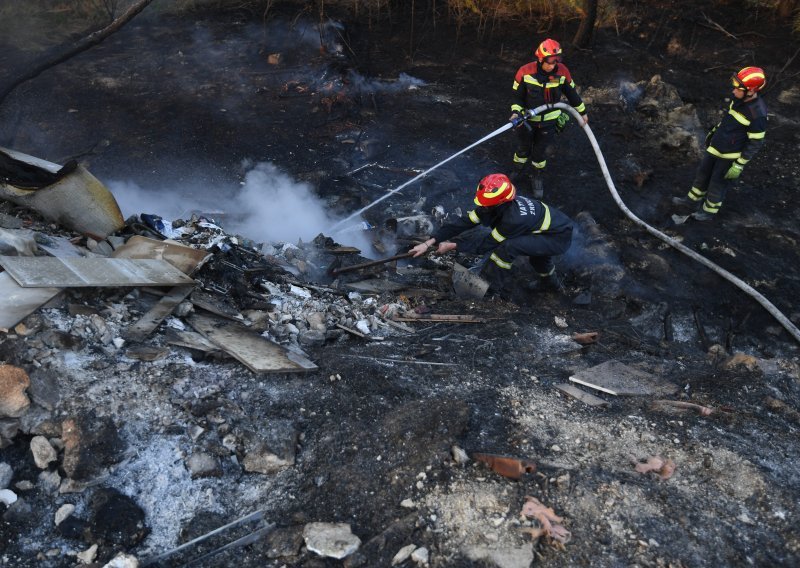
top-left (0, 272), bottom-right (61, 329)
top-left (188, 313), bottom-right (317, 373)
top-left (0, 257), bottom-right (196, 288)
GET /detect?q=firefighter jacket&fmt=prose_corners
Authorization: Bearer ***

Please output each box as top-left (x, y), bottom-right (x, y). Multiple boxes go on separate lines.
top-left (511, 62), bottom-right (587, 124)
top-left (707, 96), bottom-right (767, 165)
top-left (432, 196), bottom-right (572, 255)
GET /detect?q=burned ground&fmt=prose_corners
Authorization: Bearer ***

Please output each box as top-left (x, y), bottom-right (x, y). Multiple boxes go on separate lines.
top-left (1, 1), bottom-right (800, 567)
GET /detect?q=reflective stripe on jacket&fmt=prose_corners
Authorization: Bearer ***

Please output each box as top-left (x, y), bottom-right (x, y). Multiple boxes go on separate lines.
top-left (707, 97), bottom-right (767, 163)
top-left (433, 196), bottom-right (571, 255)
top-left (511, 62), bottom-right (586, 122)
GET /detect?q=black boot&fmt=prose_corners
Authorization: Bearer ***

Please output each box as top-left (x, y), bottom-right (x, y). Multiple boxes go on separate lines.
top-left (527, 272), bottom-right (564, 293)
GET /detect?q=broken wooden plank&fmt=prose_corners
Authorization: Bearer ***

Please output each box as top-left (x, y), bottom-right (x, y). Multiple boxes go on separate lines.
top-left (554, 383), bottom-right (610, 407)
top-left (335, 323), bottom-right (384, 341)
top-left (568, 360), bottom-right (679, 396)
top-left (124, 284), bottom-right (195, 342)
top-left (164, 329), bottom-right (225, 354)
top-left (343, 279), bottom-right (407, 293)
top-left (189, 290), bottom-right (244, 322)
top-left (188, 313), bottom-right (317, 373)
top-left (0, 272), bottom-right (62, 329)
top-left (0, 257), bottom-right (196, 287)
top-left (394, 313), bottom-right (485, 323)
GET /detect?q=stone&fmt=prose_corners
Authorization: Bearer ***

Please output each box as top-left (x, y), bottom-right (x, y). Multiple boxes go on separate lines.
top-left (26, 369), bottom-right (61, 411)
top-left (0, 488), bottom-right (17, 506)
top-left (186, 452), bottom-right (222, 478)
top-left (86, 488), bottom-right (149, 548)
top-left (264, 525), bottom-right (304, 558)
top-left (77, 544), bottom-right (98, 564)
top-left (0, 462), bottom-right (12, 489)
top-left (392, 544), bottom-right (416, 565)
top-left (101, 553), bottom-right (140, 567)
top-left (55, 503), bottom-right (76, 526)
top-left (38, 469), bottom-right (61, 493)
top-left (62, 413), bottom-right (127, 480)
top-left (303, 522), bottom-right (361, 560)
top-left (29, 436), bottom-right (57, 469)
top-left (242, 420), bottom-right (297, 474)
top-left (0, 419), bottom-right (20, 448)
top-left (411, 547), bottom-right (429, 565)
top-left (0, 365), bottom-right (31, 418)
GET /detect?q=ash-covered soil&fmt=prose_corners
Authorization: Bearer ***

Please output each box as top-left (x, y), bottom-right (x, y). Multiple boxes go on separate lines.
top-left (1, 1), bottom-right (799, 567)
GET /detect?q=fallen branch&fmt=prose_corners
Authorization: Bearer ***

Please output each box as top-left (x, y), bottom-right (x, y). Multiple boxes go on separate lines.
top-left (651, 399), bottom-right (719, 416)
top-left (0, 0), bottom-right (156, 105)
top-left (394, 313), bottom-right (485, 323)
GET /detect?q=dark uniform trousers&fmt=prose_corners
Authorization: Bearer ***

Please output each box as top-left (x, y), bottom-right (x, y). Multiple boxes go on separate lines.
top-left (689, 153), bottom-right (735, 214)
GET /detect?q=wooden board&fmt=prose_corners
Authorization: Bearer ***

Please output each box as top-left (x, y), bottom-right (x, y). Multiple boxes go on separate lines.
top-left (568, 360), bottom-right (679, 396)
top-left (0, 272), bottom-right (61, 329)
top-left (0, 257), bottom-right (195, 288)
top-left (124, 284), bottom-right (195, 342)
top-left (188, 313), bottom-right (317, 373)
top-left (554, 383), bottom-right (610, 407)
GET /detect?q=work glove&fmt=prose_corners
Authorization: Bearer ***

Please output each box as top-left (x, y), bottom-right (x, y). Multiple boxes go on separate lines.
top-left (724, 161), bottom-right (744, 180)
top-left (509, 113), bottom-right (524, 128)
top-left (555, 112), bottom-right (570, 133)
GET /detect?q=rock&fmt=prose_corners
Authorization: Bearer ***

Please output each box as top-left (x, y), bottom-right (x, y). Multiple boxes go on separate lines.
top-left (392, 543), bottom-right (417, 565)
top-left (101, 552), bottom-right (140, 567)
top-left (464, 544), bottom-right (534, 568)
top-left (14, 480), bottom-right (34, 492)
top-left (57, 515), bottom-right (88, 540)
top-left (0, 488), bottom-right (17, 506)
top-left (0, 365), bottom-right (31, 418)
top-left (86, 488), bottom-right (149, 548)
top-left (0, 462), bottom-right (12, 489)
top-left (186, 452), bottom-right (222, 478)
top-left (451, 445), bottom-right (469, 464)
top-left (27, 369), bottom-right (61, 411)
top-left (303, 522), bottom-right (361, 559)
top-left (77, 544), bottom-right (98, 564)
top-left (305, 312), bottom-right (327, 331)
top-left (298, 329), bottom-right (326, 347)
top-left (55, 503), bottom-right (76, 526)
top-left (242, 420), bottom-right (297, 474)
top-left (0, 418), bottom-right (20, 448)
top-left (38, 469), bottom-right (61, 493)
top-left (62, 413), bottom-right (127, 480)
top-left (411, 546), bottom-right (429, 565)
top-left (30, 436), bottom-right (58, 469)
top-left (264, 525), bottom-right (304, 558)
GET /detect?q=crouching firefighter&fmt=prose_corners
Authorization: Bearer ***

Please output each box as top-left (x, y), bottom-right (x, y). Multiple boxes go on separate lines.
top-left (509, 38), bottom-right (588, 199)
top-left (408, 173), bottom-right (573, 296)
top-left (673, 66), bottom-right (767, 221)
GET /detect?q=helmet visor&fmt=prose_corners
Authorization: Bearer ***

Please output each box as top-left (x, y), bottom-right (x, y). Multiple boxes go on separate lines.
top-left (542, 55), bottom-right (561, 64)
top-left (731, 75), bottom-right (747, 91)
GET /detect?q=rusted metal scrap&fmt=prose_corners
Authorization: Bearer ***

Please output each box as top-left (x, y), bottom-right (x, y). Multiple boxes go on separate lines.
top-left (472, 452), bottom-right (536, 480)
top-left (571, 331), bottom-right (599, 345)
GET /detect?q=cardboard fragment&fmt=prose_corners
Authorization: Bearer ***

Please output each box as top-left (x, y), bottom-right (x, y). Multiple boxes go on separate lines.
top-left (112, 235), bottom-right (210, 275)
top-left (568, 360), bottom-right (678, 396)
top-left (188, 313), bottom-right (317, 373)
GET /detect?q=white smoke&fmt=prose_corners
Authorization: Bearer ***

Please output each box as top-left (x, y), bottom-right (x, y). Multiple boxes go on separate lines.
top-left (108, 161), bottom-right (375, 254)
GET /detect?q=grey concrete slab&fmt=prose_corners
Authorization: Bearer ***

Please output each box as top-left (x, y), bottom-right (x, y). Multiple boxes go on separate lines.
top-left (0, 272), bottom-right (61, 329)
top-left (569, 360), bottom-right (679, 396)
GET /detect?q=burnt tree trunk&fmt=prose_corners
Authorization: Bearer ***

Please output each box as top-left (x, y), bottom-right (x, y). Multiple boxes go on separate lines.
top-left (572, 0), bottom-right (598, 48)
top-left (0, 0), bottom-right (155, 106)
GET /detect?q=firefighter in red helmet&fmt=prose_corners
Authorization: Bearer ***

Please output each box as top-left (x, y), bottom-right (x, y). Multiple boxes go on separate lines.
top-left (673, 66), bottom-right (767, 221)
top-left (409, 173), bottom-right (574, 297)
top-left (509, 38), bottom-right (589, 199)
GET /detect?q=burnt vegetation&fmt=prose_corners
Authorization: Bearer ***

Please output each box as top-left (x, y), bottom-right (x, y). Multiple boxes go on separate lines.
top-left (1, 0), bottom-right (800, 567)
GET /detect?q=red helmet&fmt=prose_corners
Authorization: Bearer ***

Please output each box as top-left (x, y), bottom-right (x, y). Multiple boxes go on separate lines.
top-left (535, 38), bottom-right (562, 63)
top-left (474, 174), bottom-right (516, 207)
top-left (733, 66), bottom-right (766, 92)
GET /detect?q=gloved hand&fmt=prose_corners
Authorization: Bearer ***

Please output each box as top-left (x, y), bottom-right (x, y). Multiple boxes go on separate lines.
top-left (555, 112), bottom-right (570, 133)
top-left (724, 161), bottom-right (744, 180)
top-left (509, 113), bottom-right (524, 127)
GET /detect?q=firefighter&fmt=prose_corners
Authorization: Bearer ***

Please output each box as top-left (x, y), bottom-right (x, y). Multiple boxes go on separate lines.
top-left (674, 66), bottom-right (767, 221)
top-left (509, 38), bottom-right (588, 199)
top-left (408, 173), bottom-right (573, 296)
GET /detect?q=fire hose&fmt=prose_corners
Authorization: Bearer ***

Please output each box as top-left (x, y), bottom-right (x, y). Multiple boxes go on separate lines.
top-left (534, 102), bottom-right (800, 345)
